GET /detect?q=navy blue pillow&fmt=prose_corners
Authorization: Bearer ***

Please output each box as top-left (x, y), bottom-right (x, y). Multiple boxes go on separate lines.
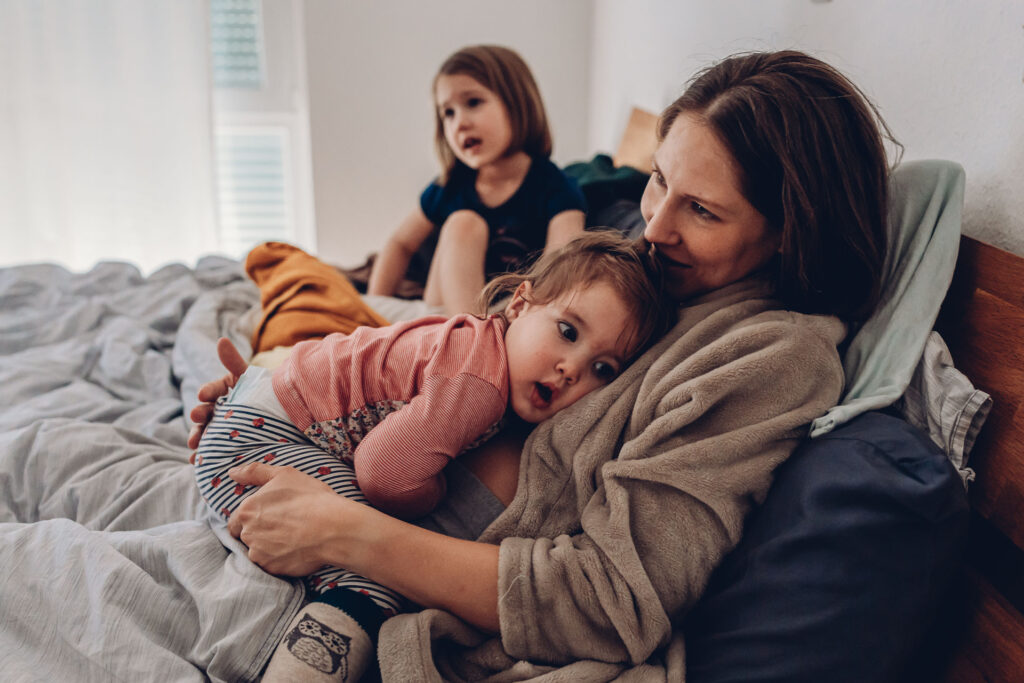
top-left (684, 411), bottom-right (969, 683)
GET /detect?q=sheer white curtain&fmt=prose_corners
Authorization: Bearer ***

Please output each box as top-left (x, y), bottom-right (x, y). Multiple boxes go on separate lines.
top-left (0, 0), bottom-right (218, 274)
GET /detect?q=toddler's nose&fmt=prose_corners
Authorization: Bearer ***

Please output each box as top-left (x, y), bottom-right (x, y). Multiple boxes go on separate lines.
top-left (558, 357), bottom-right (582, 384)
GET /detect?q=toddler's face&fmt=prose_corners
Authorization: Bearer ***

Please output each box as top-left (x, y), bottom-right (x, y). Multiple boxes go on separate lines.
top-left (503, 281), bottom-right (636, 424)
top-left (435, 73), bottom-right (514, 169)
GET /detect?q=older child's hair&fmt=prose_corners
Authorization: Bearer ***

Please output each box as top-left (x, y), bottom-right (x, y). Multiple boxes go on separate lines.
top-left (433, 45), bottom-right (552, 185)
top-left (479, 231), bottom-right (676, 360)
top-left (660, 50), bottom-right (900, 322)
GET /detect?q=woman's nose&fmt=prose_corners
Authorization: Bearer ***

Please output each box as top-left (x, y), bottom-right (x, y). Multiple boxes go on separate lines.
top-left (642, 202), bottom-right (679, 246)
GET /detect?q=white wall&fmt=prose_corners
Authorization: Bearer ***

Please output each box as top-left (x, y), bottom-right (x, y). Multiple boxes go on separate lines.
top-left (588, 0), bottom-right (1024, 255)
top-left (303, 0), bottom-right (593, 268)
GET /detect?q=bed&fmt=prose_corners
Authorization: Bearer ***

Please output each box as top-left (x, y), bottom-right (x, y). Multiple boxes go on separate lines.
top-left (0, 111), bottom-right (1020, 681)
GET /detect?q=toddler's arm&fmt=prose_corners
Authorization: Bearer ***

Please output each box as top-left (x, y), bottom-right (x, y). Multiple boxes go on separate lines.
top-left (367, 207), bottom-right (435, 297)
top-left (353, 373), bottom-right (505, 519)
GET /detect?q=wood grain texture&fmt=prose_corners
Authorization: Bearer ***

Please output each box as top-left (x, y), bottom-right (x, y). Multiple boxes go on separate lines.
top-left (936, 235), bottom-right (1024, 681)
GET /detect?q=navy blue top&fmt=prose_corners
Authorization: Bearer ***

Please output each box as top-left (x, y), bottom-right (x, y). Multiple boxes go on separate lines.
top-left (417, 158), bottom-right (587, 278)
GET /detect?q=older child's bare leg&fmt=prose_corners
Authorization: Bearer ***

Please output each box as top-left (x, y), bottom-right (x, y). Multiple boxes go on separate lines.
top-left (422, 210), bottom-right (488, 315)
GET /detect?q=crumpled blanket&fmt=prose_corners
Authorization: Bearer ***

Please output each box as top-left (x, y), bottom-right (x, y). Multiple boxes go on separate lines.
top-left (0, 257), bottom-right (305, 682)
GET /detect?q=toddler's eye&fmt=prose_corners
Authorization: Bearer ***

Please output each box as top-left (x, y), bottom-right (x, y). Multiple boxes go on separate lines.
top-left (558, 321), bottom-right (577, 342)
top-left (442, 107), bottom-right (454, 118)
top-left (593, 361), bottom-right (618, 382)
top-left (467, 97), bottom-right (483, 108)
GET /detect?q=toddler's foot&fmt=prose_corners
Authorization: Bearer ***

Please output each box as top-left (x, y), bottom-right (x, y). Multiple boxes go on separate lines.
top-left (262, 602), bottom-right (374, 683)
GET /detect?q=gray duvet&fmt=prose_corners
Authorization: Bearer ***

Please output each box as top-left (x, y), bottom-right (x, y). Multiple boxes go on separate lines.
top-left (0, 258), bottom-right (303, 682)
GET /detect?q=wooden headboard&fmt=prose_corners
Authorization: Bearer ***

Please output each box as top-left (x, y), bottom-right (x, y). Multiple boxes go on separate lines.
top-left (934, 235), bottom-right (1024, 680)
top-left (613, 107), bottom-right (659, 174)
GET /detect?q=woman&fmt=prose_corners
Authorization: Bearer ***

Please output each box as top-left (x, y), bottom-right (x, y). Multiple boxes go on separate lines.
top-left (189, 49), bottom-right (892, 680)
top-left (0, 49), bottom-right (894, 682)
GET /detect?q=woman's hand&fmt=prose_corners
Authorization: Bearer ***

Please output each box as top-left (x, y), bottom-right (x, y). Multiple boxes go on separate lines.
top-left (228, 465), bottom-right (503, 631)
top-left (226, 462), bottom-right (360, 576)
top-left (187, 338), bottom-right (250, 456)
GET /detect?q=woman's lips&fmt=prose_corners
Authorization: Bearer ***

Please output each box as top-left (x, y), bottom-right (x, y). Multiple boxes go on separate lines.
top-left (653, 247), bottom-right (691, 271)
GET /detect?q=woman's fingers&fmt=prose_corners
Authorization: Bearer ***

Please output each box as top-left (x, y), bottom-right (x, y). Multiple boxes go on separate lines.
top-left (217, 337), bottom-right (250, 378)
top-left (227, 461), bottom-right (278, 487)
top-left (223, 464), bottom-right (337, 575)
top-left (189, 338), bottom-right (252, 452)
top-left (195, 375), bottom-right (233, 403)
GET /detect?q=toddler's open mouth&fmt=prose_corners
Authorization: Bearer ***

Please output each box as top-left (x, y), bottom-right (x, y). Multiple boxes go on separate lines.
top-left (534, 382), bottom-right (553, 406)
top-left (463, 137), bottom-right (482, 151)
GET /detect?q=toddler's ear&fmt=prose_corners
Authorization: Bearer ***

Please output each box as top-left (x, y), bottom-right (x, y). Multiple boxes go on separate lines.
top-left (504, 281), bottom-right (533, 321)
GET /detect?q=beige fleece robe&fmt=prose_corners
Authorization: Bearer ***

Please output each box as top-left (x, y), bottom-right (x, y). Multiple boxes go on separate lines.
top-left (378, 277), bottom-right (847, 682)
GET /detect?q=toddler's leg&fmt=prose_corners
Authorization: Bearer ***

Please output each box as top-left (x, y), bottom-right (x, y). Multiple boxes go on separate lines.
top-left (196, 402), bottom-right (399, 682)
top-left (260, 442), bottom-right (402, 683)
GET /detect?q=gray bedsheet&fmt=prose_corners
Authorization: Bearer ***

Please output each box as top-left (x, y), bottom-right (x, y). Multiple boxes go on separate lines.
top-left (0, 258), bottom-right (303, 682)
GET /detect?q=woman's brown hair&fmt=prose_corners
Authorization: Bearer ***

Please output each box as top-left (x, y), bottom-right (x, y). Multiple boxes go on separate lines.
top-left (660, 50), bottom-right (900, 322)
top-left (479, 231), bottom-right (676, 361)
top-left (433, 45), bottom-right (552, 185)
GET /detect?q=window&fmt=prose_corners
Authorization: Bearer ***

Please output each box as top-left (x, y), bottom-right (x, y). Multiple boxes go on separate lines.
top-left (210, 0), bottom-right (315, 259)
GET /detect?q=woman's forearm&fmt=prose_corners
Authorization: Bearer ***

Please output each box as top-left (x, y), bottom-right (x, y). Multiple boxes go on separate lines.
top-left (319, 495), bottom-right (501, 632)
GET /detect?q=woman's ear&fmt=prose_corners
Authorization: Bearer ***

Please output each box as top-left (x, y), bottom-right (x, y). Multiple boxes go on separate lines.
top-left (504, 281), bottom-right (533, 321)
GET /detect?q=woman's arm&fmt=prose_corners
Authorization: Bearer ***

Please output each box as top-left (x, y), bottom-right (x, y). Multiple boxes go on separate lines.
top-left (543, 209), bottom-right (585, 253)
top-left (367, 207), bottom-right (435, 296)
top-left (226, 462), bottom-right (501, 632)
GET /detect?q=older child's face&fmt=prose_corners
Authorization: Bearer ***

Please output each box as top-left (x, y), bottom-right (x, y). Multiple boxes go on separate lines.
top-left (503, 281), bottom-right (635, 424)
top-left (435, 73), bottom-right (514, 170)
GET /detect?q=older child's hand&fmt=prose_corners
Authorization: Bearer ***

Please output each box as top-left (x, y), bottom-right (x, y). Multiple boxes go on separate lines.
top-left (225, 463), bottom-right (354, 577)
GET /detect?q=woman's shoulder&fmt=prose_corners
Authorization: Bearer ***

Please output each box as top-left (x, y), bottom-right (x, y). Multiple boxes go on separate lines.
top-left (738, 308), bottom-right (847, 349)
top-left (667, 286), bottom-right (847, 372)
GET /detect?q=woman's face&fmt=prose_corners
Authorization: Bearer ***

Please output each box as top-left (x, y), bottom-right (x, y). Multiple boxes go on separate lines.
top-left (641, 113), bottom-right (781, 301)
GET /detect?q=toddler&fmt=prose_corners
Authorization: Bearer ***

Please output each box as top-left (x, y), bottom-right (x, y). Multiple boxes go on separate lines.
top-left (367, 45), bottom-right (587, 315)
top-left (195, 231), bottom-right (675, 682)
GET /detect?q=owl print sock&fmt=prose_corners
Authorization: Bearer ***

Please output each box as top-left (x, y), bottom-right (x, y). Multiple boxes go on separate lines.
top-left (262, 600), bottom-right (376, 683)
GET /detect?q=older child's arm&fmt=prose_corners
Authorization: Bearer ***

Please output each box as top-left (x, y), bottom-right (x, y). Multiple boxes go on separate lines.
top-left (367, 207), bottom-right (435, 296)
top-left (543, 209), bottom-right (585, 253)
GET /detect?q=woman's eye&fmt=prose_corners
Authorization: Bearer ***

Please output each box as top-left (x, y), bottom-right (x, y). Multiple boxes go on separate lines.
top-left (557, 321), bottom-right (577, 342)
top-left (593, 361), bottom-right (618, 382)
top-left (692, 201), bottom-right (716, 220)
top-left (651, 169), bottom-right (666, 187)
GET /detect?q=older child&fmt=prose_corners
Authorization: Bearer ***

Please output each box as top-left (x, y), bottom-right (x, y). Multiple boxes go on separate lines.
top-left (194, 231), bottom-right (674, 682)
top-left (367, 45), bottom-right (587, 315)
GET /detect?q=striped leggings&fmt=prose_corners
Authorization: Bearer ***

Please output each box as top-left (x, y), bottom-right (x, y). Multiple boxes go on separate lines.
top-left (194, 398), bottom-right (402, 616)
